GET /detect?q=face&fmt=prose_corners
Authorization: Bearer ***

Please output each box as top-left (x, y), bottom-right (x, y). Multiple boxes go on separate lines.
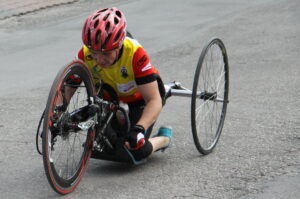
top-left (90, 47), bottom-right (121, 68)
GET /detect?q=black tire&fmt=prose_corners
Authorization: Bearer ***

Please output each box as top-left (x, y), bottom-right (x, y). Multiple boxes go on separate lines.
top-left (191, 38), bottom-right (229, 155)
top-left (42, 60), bottom-right (95, 194)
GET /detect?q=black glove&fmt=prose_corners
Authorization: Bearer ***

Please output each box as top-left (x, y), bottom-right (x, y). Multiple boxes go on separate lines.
top-left (126, 125), bottom-right (145, 150)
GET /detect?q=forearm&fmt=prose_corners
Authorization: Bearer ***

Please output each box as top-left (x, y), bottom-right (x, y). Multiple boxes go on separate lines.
top-left (54, 86), bottom-right (77, 107)
top-left (136, 98), bottom-right (162, 130)
top-left (64, 87), bottom-right (77, 103)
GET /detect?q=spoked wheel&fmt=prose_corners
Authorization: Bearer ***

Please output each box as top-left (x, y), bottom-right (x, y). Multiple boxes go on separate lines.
top-left (191, 38), bottom-right (229, 155)
top-left (42, 60), bottom-right (95, 194)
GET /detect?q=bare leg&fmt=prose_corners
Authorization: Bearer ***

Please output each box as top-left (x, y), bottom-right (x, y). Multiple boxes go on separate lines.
top-left (149, 136), bottom-right (170, 152)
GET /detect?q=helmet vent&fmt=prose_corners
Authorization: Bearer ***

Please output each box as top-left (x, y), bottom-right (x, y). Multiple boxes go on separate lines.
top-left (98, 8), bottom-right (108, 13)
top-left (105, 22), bottom-right (110, 32)
top-left (114, 17), bottom-right (119, 25)
top-left (95, 30), bottom-right (101, 45)
top-left (92, 14), bottom-right (99, 20)
top-left (114, 29), bottom-right (122, 42)
top-left (103, 13), bottom-right (110, 21)
top-left (94, 20), bottom-right (99, 29)
top-left (87, 29), bottom-right (92, 47)
top-left (116, 10), bottom-right (122, 18)
top-left (102, 33), bottom-right (111, 50)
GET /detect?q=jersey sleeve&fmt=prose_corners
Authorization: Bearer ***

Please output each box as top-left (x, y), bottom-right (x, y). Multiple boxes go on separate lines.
top-left (132, 47), bottom-right (158, 85)
top-left (77, 47), bottom-right (84, 61)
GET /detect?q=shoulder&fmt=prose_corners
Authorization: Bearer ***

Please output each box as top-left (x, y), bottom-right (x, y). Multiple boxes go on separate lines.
top-left (128, 41), bottom-right (159, 82)
top-left (122, 38), bottom-right (149, 67)
top-left (124, 37), bottom-right (142, 48)
top-left (122, 37), bottom-right (154, 76)
top-left (77, 45), bottom-right (93, 62)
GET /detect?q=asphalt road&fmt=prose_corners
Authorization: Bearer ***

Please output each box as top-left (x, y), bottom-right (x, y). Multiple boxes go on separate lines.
top-left (0, 0), bottom-right (299, 198)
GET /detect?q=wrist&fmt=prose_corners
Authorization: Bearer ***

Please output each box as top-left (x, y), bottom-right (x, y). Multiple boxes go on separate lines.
top-left (127, 124), bottom-right (146, 150)
top-left (132, 124), bottom-right (145, 133)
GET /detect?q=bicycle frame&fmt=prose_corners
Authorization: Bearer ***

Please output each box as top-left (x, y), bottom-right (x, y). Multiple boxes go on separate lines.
top-left (87, 96), bottom-right (146, 164)
top-left (76, 96), bottom-right (129, 152)
top-left (165, 81), bottom-right (226, 103)
top-left (165, 81), bottom-right (192, 97)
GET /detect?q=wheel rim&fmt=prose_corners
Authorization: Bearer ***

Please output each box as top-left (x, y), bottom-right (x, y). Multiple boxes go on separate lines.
top-left (43, 68), bottom-right (94, 192)
top-left (193, 40), bottom-right (228, 152)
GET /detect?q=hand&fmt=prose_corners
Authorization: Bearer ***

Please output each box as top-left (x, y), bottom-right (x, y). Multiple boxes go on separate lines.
top-left (125, 125), bottom-right (145, 150)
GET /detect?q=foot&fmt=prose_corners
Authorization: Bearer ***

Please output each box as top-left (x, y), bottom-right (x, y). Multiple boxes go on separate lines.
top-left (153, 126), bottom-right (172, 152)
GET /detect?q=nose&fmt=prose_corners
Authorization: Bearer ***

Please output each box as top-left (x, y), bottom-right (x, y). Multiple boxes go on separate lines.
top-left (94, 54), bottom-right (102, 63)
top-left (94, 54), bottom-right (106, 65)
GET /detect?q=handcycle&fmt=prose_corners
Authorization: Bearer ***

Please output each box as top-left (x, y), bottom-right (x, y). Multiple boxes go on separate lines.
top-left (36, 37), bottom-right (229, 194)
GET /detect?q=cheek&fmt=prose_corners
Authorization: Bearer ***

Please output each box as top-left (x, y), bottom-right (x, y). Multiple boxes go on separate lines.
top-left (106, 54), bottom-right (116, 63)
top-left (111, 54), bottom-right (117, 61)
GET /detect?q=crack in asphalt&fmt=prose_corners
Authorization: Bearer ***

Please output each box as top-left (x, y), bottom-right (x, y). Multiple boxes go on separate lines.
top-left (0, 0), bottom-right (79, 20)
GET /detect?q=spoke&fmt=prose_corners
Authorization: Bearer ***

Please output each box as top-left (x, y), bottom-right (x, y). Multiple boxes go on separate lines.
top-left (53, 137), bottom-right (66, 166)
top-left (215, 68), bottom-right (225, 92)
top-left (70, 133), bottom-right (77, 177)
top-left (203, 102), bottom-right (210, 146)
top-left (210, 45), bottom-right (217, 91)
top-left (196, 100), bottom-right (214, 131)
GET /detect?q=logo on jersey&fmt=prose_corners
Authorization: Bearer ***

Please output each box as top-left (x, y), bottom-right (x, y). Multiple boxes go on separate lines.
top-left (120, 66), bottom-right (128, 78)
top-left (117, 81), bottom-right (137, 93)
top-left (137, 55), bottom-right (148, 67)
top-left (141, 62), bottom-right (152, 72)
top-left (93, 65), bottom-right (102, 72)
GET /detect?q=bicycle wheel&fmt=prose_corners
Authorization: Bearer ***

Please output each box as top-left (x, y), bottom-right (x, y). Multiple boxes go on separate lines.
top-left (42, 60), bottom-right (95, 194)
top-left (191, 38), bottom-right (229, 155)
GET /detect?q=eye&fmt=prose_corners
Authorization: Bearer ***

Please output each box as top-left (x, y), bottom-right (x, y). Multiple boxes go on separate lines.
top-left (90, 51), bottom-right (99, 57)
top-left (102, 52), bottom-right (110, 56)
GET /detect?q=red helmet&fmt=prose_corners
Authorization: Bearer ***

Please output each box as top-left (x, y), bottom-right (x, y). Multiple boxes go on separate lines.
top-left (82, 8), bottom-right (127, 52)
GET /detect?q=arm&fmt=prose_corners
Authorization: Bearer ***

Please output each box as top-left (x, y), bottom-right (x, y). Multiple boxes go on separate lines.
top-left (124, 80), bottom-right (162, 150)
top-left (136, 80), bottom-right (162, 130)
top-left (131, 46), bottom-right (162, 129)
top-left (125, 45), bottom-right (162, 149)
top-left (59, 48), bottom-right (85, 106)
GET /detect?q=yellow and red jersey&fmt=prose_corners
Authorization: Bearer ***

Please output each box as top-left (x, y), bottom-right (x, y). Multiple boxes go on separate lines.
top-left (77, 37), bottom-right (160, 103)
